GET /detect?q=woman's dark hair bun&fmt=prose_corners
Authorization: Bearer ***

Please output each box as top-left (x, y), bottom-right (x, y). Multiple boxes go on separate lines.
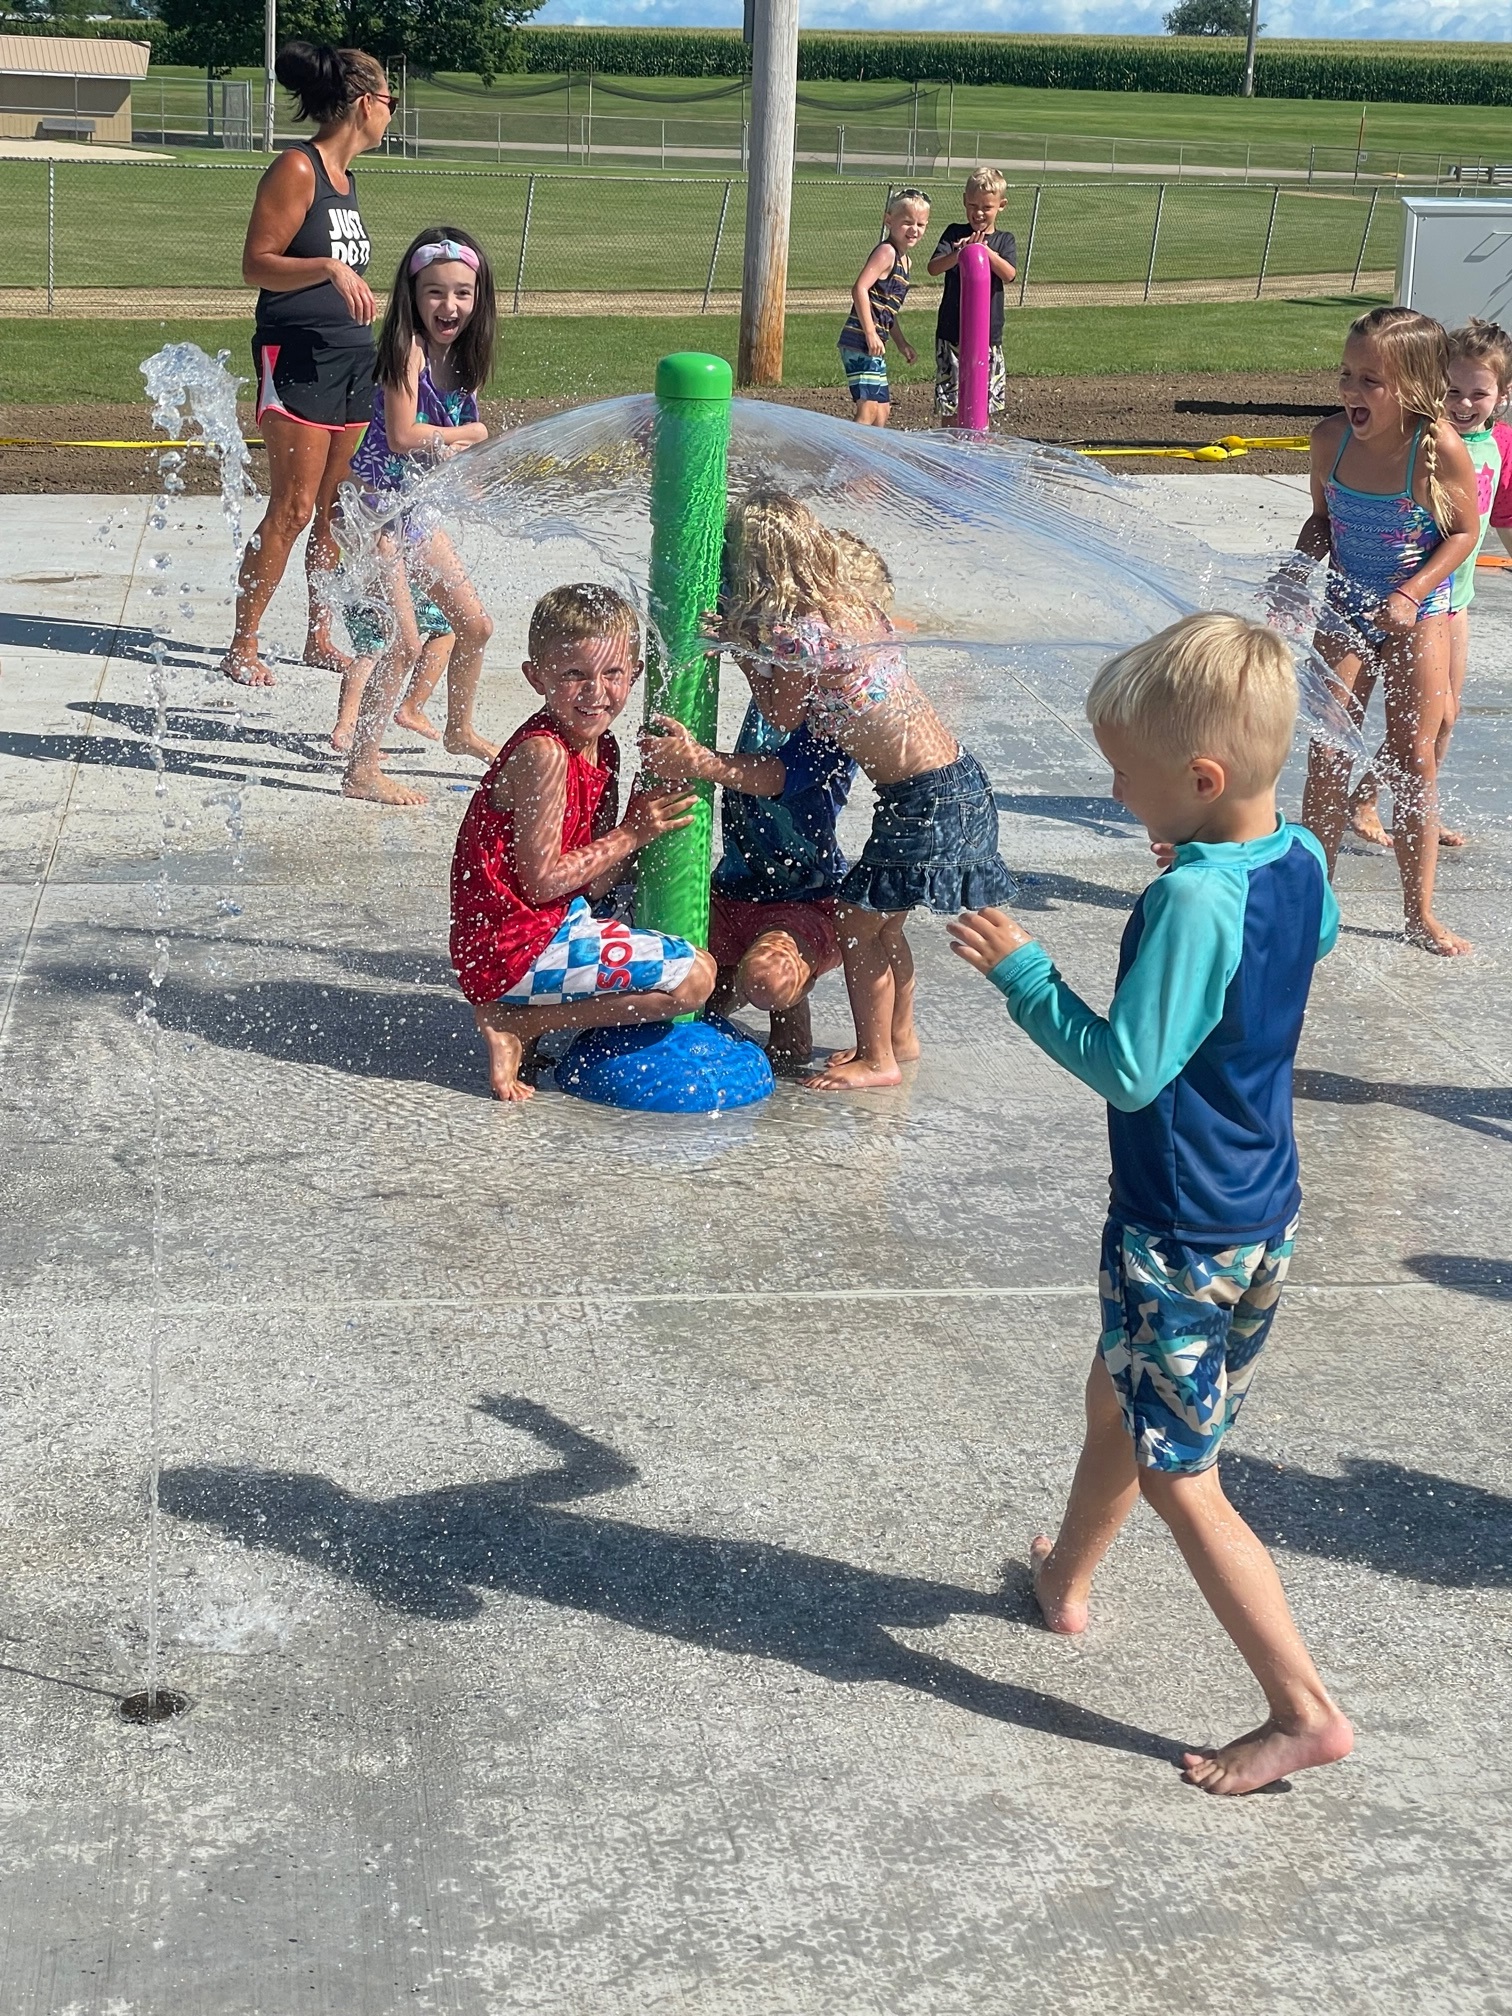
top-left (276, 40), bottom-right (349, 125)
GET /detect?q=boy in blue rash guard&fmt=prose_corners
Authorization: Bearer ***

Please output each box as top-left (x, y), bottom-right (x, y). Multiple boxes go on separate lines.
top-left (950, 611), bottom-right (1354, 1799)
top-left (641, 699), bottom-right (856, 1072)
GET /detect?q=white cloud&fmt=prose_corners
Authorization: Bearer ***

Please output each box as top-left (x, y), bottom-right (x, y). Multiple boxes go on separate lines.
top-left (532, 0), bottom-right (1512, 37)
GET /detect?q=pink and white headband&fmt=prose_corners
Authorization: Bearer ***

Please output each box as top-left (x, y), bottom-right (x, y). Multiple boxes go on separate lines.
top-left (409, 239), bottom-right (480, 276)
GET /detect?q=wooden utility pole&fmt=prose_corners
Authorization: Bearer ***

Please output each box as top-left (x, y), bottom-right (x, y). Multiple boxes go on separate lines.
top-left (737, 0), bottom-right (800, 388)
top-left (1240, 0), bottom-right (1260, 99)
top-left (263, 0), bottom-right (276, 152)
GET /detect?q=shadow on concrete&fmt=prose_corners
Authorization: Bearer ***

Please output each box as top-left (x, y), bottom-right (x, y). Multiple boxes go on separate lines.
top-left (76, 698), bottom-right (341, 765)
top-left (994, 791), bottom-right (1139, 837)
top-left (46, 961), bottom-right (478, 1094)
top-left (1224, 1452), bottom-right (1512, 1588)
top-left (1012, 870), bottom-right (1137, 915)
top-left (74, 921), bottom-right (454, 992)
top-left (161, 1394), bottom-right (1184, 1765)
top-left (1402, 1253), bottom-right (1512, 1301)
top-left (0, 610), bottom-right (212, 669)
top-left (1294, 1068), bottom-right (1512, 1145)
top-left (0, 728), bottom-right (336, 796)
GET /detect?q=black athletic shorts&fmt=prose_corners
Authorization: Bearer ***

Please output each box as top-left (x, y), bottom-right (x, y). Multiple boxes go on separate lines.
top-left (252, 331), bottom-right (375, 431)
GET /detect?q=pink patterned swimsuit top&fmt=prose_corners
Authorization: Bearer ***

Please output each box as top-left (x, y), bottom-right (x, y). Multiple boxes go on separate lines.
top-left (768, 611), bottom-right (911, 731)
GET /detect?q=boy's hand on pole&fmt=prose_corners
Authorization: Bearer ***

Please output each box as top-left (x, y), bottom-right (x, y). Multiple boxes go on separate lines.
top-left (623, 784), bottom-right (698, 845)
top-left (948, 907), bottom-right (1033, 974)
top-left (639, 715), bottom-right (705, 783)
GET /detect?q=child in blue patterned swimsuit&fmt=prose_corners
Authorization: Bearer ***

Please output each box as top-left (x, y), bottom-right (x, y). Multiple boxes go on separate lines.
top-left (1280, 306), bottom-right (1479, 956)
top-left (952, 612), bottom-right (1355, 1799)
top-left (838, 188), bottom-right (929, 427)
top-left (342, 226), bottom-right (500, 806)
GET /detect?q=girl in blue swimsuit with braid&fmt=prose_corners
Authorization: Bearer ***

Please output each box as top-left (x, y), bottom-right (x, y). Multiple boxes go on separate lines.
top-left (1283, 306), bottom-right (1479, 956)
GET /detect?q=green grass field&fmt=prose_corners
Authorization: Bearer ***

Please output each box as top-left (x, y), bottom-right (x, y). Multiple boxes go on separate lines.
top-left (0, 158), bottom-right (1399, 298)
top-left (0, 299), bottom-right (1362, 410)
top-left (136, 64), bottom-right (1512, 176)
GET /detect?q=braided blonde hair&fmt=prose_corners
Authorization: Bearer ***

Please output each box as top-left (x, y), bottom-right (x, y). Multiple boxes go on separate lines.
top-left (722, 491), bottom-right (890, 649)
top-left (1347, 305), bottom-right (1453, 531)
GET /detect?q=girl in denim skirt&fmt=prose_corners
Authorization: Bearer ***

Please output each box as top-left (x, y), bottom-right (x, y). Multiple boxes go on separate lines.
top-left (720, 491), bottom-right (1013, 1091)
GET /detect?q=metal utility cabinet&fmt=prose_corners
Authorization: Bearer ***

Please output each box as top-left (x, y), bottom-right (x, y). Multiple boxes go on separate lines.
top-left (1398, 197), bottom-right (1512, 327)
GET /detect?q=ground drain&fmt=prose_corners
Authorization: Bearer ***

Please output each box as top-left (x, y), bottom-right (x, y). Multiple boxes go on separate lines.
top-left (119, 1688), bottom-right (191, 1724)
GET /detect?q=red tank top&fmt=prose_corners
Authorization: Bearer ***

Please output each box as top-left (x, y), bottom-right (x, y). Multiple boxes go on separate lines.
top-left (449, 711), bottom-right (619, 1006)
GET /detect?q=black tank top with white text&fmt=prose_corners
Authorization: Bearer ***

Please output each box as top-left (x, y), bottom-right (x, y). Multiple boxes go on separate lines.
top-left (254, 140), bottom-right (373, 349)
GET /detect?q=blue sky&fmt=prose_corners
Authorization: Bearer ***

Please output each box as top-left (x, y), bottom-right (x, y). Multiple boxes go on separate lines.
top-left (532, 2), bottom-right (1510, 38)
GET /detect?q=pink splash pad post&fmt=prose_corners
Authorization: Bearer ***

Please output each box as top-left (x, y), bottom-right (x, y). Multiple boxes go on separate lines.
top-left (956, 241), bottom-right (991, 434)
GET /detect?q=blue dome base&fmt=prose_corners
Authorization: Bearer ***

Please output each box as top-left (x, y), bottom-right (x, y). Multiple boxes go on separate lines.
top-left (555, 1016), bottom-right (774, 1113)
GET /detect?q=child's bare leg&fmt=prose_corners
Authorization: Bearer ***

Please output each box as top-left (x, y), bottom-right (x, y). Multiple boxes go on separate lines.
top-left (1300, 636), bottom-right (1371, 874)
top-left (301, 421), bottom-right (365, 674)
top-left (472, 952), bottom-right (716, 1101)
top-left (1433, 614), bottom-right (1469, 847)
top-left (394, 633), bottom-right (451, 741)
top-left (827, 915), bottom-right (921, 1067)
top-left (415, 533), bottom-right (497, 762)
top-left (331, 654), bottom-right (376, 753)
top-left (344, 547), bottom-right (427, 806)
top-left (1380, 625), bottom-right (1469, 956)
top-left (1030, 1355), bottom-right (1140, 1635)
top-left (1138, 1464), bottom-right (1354, 1794)
top-left (805, 905), bottom-right (903, 1091)
top-left (1347, 766), bottom-right (1392, 848)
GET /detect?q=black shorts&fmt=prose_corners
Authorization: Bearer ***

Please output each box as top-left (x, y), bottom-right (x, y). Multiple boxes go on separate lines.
top-left (253, 331), bottom-right (375, 432)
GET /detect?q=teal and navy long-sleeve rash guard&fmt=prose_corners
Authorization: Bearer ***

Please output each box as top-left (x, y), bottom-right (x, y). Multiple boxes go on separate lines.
top-left (989, 821), bottom-right (1338, 1246)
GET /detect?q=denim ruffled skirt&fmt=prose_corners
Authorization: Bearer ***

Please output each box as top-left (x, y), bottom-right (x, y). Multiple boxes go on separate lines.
top-left (840, 748), bottom-right (1014, 914)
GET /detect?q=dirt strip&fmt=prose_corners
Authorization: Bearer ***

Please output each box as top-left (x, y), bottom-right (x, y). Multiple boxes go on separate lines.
top-left (0, 373), bottom-right (1337, 495)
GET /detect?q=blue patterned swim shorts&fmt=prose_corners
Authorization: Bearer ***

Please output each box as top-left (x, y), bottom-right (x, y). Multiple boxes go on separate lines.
top-left (1098, 1216), bottom-right (1297, 1475)
top-left (839, 346), bottom-right (890, 404)
top-left (499, 897), bottom-right (697, 1008)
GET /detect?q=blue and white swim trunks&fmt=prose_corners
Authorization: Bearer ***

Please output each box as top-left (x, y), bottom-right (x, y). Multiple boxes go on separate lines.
top-left (840, 346), bottom-right (890, 405)
top-left (499, 897), bottom-right (697, 1008)
top-left (1098, 1216), bottom-right (1297, 1475)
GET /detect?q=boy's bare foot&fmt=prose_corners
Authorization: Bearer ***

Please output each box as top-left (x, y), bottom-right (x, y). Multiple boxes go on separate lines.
top-left (394, 701), bottom-right (441, 740)
top-left (1404, 914), bottom-right (1473, 957)
top-left (1181, 1707), bottom-right (1354, 1796)
top-left (443, 727), bottom-right (500, 763)
top-left (330, 724), bottom-right (353, 754)
top-left (477, 1020), bottom-right (533, 1102)
top-left (1348, 802), bottom-right (1392, 848)
top-left (222, 647), bottom-right (274, 687)
top-left (802, 1054), bottom-right (902, 1091)
top-left (1438, 824), bottom-right (1466, 848)
top-left (342, 771), bottom-right (427, 807)
top-left (1029, 1535), bottom-right (1088, 1635)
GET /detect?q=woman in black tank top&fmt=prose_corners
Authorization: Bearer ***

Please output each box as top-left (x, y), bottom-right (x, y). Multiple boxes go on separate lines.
top-left (221, 40), bottom-right (393, 688)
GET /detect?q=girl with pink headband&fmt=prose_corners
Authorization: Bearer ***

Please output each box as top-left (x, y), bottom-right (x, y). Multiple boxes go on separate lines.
top-left (341, 225), bottom-right (500, 806)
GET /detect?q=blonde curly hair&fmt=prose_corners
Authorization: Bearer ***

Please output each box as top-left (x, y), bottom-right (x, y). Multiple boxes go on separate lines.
top-left (721, 491), bottom-right (891, 650)
top-left (1347, 305), bottom-right (1454, 531)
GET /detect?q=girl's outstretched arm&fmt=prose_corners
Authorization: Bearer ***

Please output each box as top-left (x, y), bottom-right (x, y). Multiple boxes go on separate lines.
top-left (641, 715), bottom-right (786, 796)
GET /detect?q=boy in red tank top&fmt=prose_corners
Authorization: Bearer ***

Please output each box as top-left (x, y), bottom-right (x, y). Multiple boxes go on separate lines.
top-left (450, 584), bottom-right (716, 1101)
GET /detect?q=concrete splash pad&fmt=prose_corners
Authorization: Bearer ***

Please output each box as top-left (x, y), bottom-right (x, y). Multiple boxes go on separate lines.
top-left (0, 479), bottom-right (1509, 2013)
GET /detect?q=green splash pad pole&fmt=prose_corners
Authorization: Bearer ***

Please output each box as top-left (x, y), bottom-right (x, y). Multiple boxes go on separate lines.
top-left (634, 350), bottom-right (733, 947)
top-left (555, 351), bottom-right (772, 1112)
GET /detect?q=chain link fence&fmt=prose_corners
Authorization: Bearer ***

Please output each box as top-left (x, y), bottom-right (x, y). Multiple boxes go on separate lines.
top-left (0, 160), bottom-right (1404, 318)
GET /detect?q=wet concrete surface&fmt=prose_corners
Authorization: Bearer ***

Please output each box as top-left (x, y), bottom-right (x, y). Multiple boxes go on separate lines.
top-left (0, 478), bottom-right (1509, 2014)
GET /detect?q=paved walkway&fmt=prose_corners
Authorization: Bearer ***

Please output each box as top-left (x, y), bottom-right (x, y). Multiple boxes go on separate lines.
top-left (0, 471), bottom-right (1508, 2014)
